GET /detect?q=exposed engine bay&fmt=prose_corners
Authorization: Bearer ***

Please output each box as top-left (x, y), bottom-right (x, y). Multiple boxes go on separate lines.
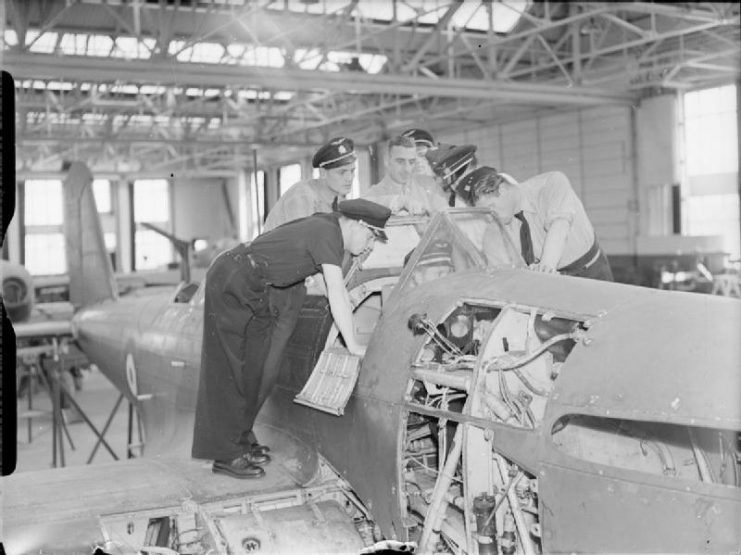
top-left (398, 301), bottom-right (741, 554)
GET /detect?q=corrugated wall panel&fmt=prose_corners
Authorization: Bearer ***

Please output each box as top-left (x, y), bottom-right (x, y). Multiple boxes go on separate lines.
top-left (438, 104), bottom-right (635, 255)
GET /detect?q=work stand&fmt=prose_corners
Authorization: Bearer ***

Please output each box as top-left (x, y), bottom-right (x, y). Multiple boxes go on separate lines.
top-left (18, 336), bottom-right (145, 468)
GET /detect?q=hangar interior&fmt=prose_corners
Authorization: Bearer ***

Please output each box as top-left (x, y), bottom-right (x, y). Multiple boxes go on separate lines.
top-left (2, 3), bottom-right (741, 554)
top-left (2, 0), bottom-right (740, 289)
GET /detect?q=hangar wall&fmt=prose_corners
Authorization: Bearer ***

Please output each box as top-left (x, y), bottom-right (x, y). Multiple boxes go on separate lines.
top-left (435, 97), bottom-right (711, 285)
top-left (438, 105), bottom-right (637, 258)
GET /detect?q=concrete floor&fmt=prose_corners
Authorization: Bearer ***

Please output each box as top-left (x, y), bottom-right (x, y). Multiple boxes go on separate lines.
top-left (14, 365), bottom-right (137, 474)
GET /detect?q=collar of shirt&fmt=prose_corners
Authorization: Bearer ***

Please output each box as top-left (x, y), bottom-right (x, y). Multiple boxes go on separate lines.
top-left (518, 190), bottom-right (537, 217)
top-left (375, 174), bottom-right (407, 191)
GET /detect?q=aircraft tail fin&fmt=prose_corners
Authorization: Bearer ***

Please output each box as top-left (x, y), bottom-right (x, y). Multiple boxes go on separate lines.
top-left (63, 161), bottom-right (118, 309)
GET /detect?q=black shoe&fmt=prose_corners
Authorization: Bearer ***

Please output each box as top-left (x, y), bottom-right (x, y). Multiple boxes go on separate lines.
top-left (251, 443), bottom-right (271, 455)
top-left (212, 456), bottom-right (265, 479)
top-left (242, 449), bottom-right (271, 466)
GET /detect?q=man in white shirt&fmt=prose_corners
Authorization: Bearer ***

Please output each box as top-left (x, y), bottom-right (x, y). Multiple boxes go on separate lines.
top-left (363, 135), bottom-right (448, 215)
top-left (457, 166), bottom-right (613, 281)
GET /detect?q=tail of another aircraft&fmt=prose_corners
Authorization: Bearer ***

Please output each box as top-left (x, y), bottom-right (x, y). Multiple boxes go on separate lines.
top-left (63, 161), bottom-right (118, 309)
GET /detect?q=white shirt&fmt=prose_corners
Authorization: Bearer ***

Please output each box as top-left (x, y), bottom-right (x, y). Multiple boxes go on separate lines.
top-left (513, 171), bottom-right (595, 268)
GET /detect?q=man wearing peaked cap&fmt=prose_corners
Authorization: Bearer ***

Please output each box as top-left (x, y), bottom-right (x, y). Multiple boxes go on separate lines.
top-left (362, 135), bottom-right (448, 216)
top-left (459, 166), bottom-right (613, 282)
top-left (426, 143), bottom-right (478, 207)
top-left (193, 195), bottom-right (390, 480)
top-left (401, 128), bottom-right (438, 178)
top-left (263, 137), bottom-right (357, 231)
top-left (337, 198), bottom-right (392, 241)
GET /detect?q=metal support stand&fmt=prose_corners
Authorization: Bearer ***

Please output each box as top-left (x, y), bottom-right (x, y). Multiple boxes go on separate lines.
top-left (43, 337), bottom-right (120, 467)
top-left (87, 392), bottom-right (125, 464)
top-left (127, 401), bottom-right (145, 458)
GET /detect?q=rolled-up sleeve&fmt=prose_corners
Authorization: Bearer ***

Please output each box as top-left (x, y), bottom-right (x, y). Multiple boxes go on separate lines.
top-left (537, 171), bottom-right (578, 229)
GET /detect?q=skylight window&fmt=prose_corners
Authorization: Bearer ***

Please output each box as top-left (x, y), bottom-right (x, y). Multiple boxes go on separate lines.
top-left (59, 33), bottom-right (88, 56)
top-left (26, 30), bottom-right (58, 53)
top-left (3, 30), bottom-right (18, 48)
top-left (294, 48), bottom-right (387, 74)
top-left (139, 85), bottom-right (166, 95)
top-left (236, 89), bottom-right (294, 101)
top-left (111, 36), bottom-right (154, 60)
top-left (85, 34), bottom-right (114, 57)
top-left (172, 41), bottom-right (225, 63)
top-left (272, 0), bottom-right (528, 34)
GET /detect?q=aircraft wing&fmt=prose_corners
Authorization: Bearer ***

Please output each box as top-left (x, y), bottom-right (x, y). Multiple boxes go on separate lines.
top-left (2, 449), bottom-right (367, 555)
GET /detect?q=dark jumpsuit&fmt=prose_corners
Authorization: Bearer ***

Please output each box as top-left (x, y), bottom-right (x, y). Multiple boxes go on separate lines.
top-left (192, 213), bottom-right (344, 462)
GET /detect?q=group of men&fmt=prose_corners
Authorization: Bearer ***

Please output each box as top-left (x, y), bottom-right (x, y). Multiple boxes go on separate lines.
top-left (192, 127), bottom-right (613, 479)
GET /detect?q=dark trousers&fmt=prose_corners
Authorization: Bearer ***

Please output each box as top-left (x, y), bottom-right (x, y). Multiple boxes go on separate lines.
top-left (240, 283), bottom-right (306, 448)
top-left (192, 245), bottom-right (307, 461)
top-left (192, 245), bottom-right (272, 461)
top-left (559, 239), bottom-right (614, 282)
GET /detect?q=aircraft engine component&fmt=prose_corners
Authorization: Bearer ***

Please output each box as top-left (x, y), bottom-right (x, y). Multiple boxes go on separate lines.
top-left (399, 299), bottom-right (741, 553)
top-left (1, 260), bottom-right (35, 322)
top-left (473, 493), bottom-right (498, 554)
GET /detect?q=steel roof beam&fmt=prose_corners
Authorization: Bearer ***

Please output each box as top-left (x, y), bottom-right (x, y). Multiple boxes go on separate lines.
top-left (4, 52), bottom-right (635, 106)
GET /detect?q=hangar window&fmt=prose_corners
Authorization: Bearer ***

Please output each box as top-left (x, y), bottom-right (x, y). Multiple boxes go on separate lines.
top-left (23, 180), bottom-right (65, 275)
top-left (24, 180), bottom-right (63, 226)
top-left (133, 179), bottom-right (173, 270)
top-left (251, 170), bottom-right (267, 238)
top-left (683, 84), bottom-right (739, 259)
top-left (93, 180), bottom-right (112, 213)
top-left (25, 234), bottom-right (66, 276)
top-left (278, 163), bottom-right (302, 196)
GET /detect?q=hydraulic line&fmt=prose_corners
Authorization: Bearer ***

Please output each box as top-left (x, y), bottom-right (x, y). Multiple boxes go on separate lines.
top-left (418, 425), bottom-right (464, 553)
top-left (688, 428), bottom-right (715, 483)
top-left (486, 331), bottom-right (583, 373)
top-left (494, 455), bottom-right (536, 555)
top-left (512, 367), bottom-right (548, 397)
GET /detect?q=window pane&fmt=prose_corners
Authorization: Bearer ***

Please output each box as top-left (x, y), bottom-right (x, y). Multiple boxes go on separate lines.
top-left (686, 195), bottom-right (740, 258)
top-left (278, 163), bottom-right (302, 196)
top-left (93, 179), bottom-right (111, 213)
top-left (135, 229), bottom-right (173, 270)
top-left (25, 233), bottom-right (66, 275)
top-left (683, 85), bottom-right (740, 259)
top-left (25, 180), bottom-right (63, 225)
top-left (134, 179), bottom-right (170, 222)
top-left (251, 170), bottom-right (266, 238)
top-left (685, 85), bottom-right (738, 176)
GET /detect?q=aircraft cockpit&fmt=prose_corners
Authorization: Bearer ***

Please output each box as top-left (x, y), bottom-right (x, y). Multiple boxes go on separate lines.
top-left (321, 209), bottom-right (526, 352)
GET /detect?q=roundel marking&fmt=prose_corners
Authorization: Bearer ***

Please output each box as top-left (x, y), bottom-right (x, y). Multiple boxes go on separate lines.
top-left (125, 353), bottom-right (139, 398)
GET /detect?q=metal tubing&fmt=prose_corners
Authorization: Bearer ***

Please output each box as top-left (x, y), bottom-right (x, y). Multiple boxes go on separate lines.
top-left (419, 425), bottom-right (464, 553)
top-left (495, 455), bottom-right (536, 555)
top-left (412, 369), bottom-right (471, 392)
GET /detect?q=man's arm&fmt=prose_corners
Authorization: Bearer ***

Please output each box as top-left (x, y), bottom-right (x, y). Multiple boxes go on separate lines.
top-left (533, 217), bottom-right (570, 272)
top-left (321, 263), bottom-right (366, 357)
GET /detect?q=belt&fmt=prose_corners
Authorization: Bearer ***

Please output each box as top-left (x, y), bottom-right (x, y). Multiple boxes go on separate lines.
top-left (558, 238), bottom-right (602, 274)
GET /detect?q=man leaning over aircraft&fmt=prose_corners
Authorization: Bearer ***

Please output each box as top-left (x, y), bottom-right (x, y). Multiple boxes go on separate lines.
top-left (241, 137), bottom-right (359, 457)
top-left (192, 199), bottom-right (391, 479)
top-left (457, 166), bottom-right (613, 281)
